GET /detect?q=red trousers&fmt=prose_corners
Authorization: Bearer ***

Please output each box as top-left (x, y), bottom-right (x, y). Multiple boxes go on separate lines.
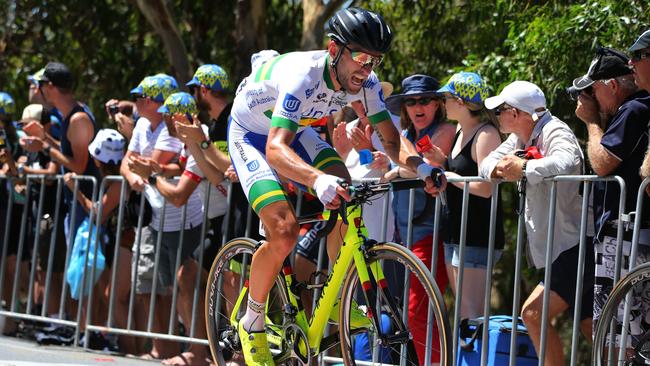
top-left (409, 235), bottom-right (448, 363)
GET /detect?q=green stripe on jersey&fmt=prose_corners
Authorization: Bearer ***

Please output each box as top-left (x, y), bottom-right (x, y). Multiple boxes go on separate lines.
top-left (323, 54), bottom-right (335, 90)
top-left (313, 148), bottom-right (343, 171)
top-left (270, 117), bottom-right (299, 132)
top-left (249, 180), bottom-right (286, 213)
top-left (254, 54), bottom-right (288, 82)
top-left (368, 110), bottom-right (391, 125)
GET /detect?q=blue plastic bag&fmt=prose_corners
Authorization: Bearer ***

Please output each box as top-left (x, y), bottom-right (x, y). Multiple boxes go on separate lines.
top-left (65, 217), bottom-right (105, 300)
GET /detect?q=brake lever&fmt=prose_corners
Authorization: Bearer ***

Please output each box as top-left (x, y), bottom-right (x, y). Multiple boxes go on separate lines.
top-left (338, 180), bottom-right (350, 226)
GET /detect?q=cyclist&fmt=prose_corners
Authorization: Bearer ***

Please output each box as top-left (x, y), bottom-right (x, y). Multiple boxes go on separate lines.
top-left (228, 7), bottom-right (441, 365)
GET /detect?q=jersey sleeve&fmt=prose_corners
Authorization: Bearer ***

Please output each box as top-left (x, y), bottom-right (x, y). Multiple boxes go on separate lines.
top-left (270, 78), bottom-right (310, 133)
top-left (350, 73), bottom-right (391, 125)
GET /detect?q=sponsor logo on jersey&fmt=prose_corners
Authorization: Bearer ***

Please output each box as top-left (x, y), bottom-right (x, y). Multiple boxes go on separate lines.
top-left (362, 76), bottom-right (378, 90)
top-left (282, 93), bottom-right (301, 113)
top-left (315, 92), bottom-right (327, 102)
top-left (379, 88), bottom-right (385, 103)
top-left (234, 141), bottom-right (247, 162)
top-left (305, 81), bottom-right (321, 99)
top-left (247, 160), bottom-right (260, 172)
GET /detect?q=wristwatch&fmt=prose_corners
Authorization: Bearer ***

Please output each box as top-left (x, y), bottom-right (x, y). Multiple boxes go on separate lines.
top-left (148, 173), bottom-right (160, 186)
top-left (200, 140), bottom-right (210, 150)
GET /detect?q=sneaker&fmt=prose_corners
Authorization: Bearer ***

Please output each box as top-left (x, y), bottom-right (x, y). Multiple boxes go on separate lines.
top-left (329, 300), bottom-right (372, 329)
top-left (238, 322), bottom-right (275, 366)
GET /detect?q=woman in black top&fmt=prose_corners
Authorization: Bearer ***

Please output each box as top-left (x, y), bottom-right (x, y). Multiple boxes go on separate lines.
top-left (436, 72), bottom-right (505, 319)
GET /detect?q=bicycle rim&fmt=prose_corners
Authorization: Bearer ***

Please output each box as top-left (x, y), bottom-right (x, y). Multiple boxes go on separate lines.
top-left (339, 242), bottom-right (451, 366)
top-left (205, 238), bottom-right (290, 365)
top-left (593, 262), bottom-right (650, 366)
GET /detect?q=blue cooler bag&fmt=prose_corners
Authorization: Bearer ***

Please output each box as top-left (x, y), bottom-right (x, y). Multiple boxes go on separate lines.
top-left (457, 315), bottom-right (538, 366)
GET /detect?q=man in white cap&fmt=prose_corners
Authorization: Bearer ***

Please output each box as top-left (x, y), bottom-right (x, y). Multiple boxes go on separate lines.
top-left (479, 81), bottom-right (589, 366)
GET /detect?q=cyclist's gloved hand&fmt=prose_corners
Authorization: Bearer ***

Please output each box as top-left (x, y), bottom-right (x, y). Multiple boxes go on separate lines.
top-left (313, 174), bottom-right (348, 208)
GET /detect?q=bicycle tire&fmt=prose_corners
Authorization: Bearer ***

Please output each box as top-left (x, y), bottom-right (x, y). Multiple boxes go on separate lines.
top-left (593, 262), bottom-right (650, 366)
top-left (339, 241), bottom-right (452, 366)
top-left (205, 238), bottom-right (291, 366)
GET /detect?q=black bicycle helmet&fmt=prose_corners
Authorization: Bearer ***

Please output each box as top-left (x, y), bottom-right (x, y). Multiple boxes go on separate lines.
top-left (326, 7), bottom-right (393, 54)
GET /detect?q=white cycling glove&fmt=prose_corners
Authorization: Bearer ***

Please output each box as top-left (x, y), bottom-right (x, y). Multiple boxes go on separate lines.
top-left (416, 163), bottom-right (434, 182)
top-left (313, 174), bottom-right (341, 206)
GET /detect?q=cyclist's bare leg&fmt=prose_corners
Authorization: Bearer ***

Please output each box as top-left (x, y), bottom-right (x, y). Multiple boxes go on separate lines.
top-left (241, 200), bottom-right (300, 331)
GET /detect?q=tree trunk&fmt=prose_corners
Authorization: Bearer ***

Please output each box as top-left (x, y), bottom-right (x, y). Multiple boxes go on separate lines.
top-left (233, 0), bottom-right (267, 84)
top-left (134, 0), bottom-right (191, 87)
top-left (300, 0), bottom-right (347, 50)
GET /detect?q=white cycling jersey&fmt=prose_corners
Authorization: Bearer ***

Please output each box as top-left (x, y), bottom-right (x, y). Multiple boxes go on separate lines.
top-left (231, 50), bottom-right (391, 133)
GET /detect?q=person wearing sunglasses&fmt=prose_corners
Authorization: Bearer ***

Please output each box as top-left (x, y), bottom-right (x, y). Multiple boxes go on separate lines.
top-left (632, 30), bottom-right (650, 188)
top-left (434, 72), bottom-right (505, 322)
top-left (572, 46), bottom-right (650, 355)
top-left (228, 7), bottom-right (442, 365)
top-left (480, 81), bottom-right (587, 366)
top-left (382, 73), bottom-right (455, 363)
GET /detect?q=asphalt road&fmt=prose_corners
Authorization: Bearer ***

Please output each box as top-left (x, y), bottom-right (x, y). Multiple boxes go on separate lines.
top-left (0, 335), bottom-right (160, 366)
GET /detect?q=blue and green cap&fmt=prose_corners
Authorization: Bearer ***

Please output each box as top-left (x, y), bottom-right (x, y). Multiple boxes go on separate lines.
top-left (186, 64), bottom-right (230, 92)
top-left (157, 92), bottom-right (197, 115)
top-left (0, 92), bottom-right (15, 116)
top-left (437, 71), bottom-right (490, 104)
top-left (130, 74), bottom-right (179, 103)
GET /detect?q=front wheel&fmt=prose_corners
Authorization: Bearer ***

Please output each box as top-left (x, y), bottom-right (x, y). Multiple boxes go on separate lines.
top-left (205, 238), bottom-right (291, 366)
top-left (339, 242), bottom-right (452, 366)
top-left (593, 262), bottom-right (650, 366)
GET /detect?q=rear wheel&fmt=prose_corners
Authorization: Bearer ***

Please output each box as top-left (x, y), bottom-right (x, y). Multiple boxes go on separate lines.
top-left (339, 242), bottom-right (452, 366)
top-left (205, 238), bottom-right (291, 365)
top-left (593, 262), bottom-right (650, 366)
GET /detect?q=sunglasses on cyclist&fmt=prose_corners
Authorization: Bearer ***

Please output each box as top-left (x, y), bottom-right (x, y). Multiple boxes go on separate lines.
top-left (404, 97), bottom-right (435, 107)
top-left (631, 50), bottom-right (650, 62)
top-left (344, 46), bottom-right (383, 69)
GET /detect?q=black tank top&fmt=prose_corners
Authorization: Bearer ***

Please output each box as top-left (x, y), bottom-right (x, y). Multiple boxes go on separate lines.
top-left (445, 125), bottom-right (504, 249)
top-left (60, 104), bottom-right (99, 202)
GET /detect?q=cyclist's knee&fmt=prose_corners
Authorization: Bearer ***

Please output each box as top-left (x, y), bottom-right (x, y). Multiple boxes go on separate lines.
top-left (265, 217), bottom-right (299, 258)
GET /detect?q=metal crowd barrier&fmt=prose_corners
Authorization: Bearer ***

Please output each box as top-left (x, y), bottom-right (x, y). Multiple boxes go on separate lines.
top-left (0, 173), bottom-right (643, 366)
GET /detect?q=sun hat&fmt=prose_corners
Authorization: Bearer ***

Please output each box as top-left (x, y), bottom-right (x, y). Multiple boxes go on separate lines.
top-left (157, 92), bottom-right (198, 115)
top-left (130, 74), bottom-right (179, 103)
top-left (88, 129), bottom-right (126, 165)
top-left (437, 71), bottom-right (489, 104)
top-left (384, 74), bottom-right (440, 115)
top-left (484, 81), bottom-right (547, 120)
top-left (186, 64), bottom-right (230, 92)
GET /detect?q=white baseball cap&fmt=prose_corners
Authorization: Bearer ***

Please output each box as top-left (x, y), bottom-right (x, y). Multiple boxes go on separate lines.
top-left (484, 81), bottom-right (547, 120)
top-left (20, 104), bottom-right (46, 124)
top-left (88, 129), bottom-right (125, 165)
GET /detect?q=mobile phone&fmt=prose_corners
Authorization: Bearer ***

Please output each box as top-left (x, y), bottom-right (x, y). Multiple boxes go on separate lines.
top-left (416, 135), bottom-right (433, 153)
top-left (109, 104), bottom-right (119, 117)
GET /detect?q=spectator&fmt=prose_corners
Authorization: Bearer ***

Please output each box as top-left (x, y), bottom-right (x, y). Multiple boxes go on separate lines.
top-left (175, 64), bottom-right (257, 270)
top-left (385, 74), bottom-right (456, 363)
top-left (27, 68), bottom-right (63, 143)
top-left (573, 47), bottom-right (650, 346)
top-left (130, 92), bottom-right (211, 366)
top-left (17, 104), bottom-right (65, 324)
top-left (632, 30), bottom-right (650, 187)
top-left (63, 129), bottom-right (132, 352)
top-left (480, 81), bottom-right (588, 366)
top-left (104, 99), bottom-right (137, 142)
top-left (22, 62), bottom-right (99, 244)
top-left (435, 71), bottom-right (505, 319)
top-left (119, 74), bottom-right (181, 360)
top-left (0, 92), bottom-right (30, 333)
